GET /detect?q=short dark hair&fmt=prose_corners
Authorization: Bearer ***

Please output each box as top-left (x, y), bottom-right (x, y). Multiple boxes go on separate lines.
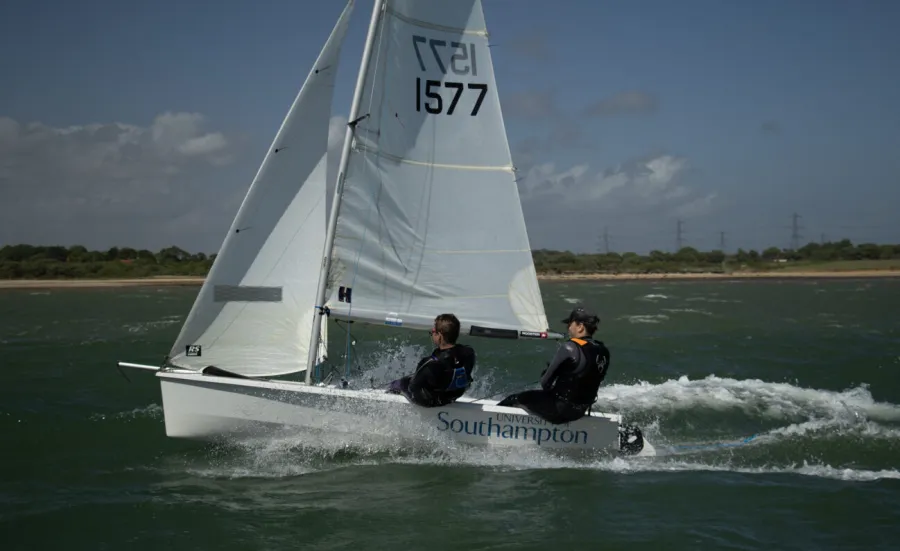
top-left (434, 313), bottom-right (460, 343)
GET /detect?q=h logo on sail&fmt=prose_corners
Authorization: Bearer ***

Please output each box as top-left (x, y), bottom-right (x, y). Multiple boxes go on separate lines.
top-left (338, 286), bottom-right (352, 303)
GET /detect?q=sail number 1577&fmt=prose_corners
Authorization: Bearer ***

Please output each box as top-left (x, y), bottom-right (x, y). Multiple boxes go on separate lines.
top-left (412, 34), bottom-right (488, 117)
top-left (416, 79), bottom-right (486, 116)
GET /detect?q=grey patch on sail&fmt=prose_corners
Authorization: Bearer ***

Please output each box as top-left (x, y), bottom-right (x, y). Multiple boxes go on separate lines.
top-left (213, 285), bottom-right (283, 303)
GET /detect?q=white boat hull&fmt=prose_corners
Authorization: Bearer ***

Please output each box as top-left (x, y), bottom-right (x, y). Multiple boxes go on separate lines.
top-left (121, 364), bottom-right (653, 457)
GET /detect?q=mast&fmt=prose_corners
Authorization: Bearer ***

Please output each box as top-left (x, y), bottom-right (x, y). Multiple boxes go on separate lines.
top-left (306, 0), bottom-right (386, 384)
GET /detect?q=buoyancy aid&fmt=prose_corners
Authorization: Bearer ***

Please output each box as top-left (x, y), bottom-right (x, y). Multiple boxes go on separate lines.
top-left (549, 337), bottom-right (610, 406)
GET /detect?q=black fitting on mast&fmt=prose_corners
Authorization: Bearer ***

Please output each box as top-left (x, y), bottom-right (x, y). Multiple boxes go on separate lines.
top-left (348, 113), bottom-right (370, 127)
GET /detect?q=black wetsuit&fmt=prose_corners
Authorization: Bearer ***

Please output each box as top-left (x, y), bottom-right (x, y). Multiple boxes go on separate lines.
top-left (387, 344), bottom-right (476, 407)
top-left (497, 337), bottom-right (610, 424)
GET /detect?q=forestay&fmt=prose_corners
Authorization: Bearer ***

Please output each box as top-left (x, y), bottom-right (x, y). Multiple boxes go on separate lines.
top-left (167, 1), bottom-right (354, 377)
top-left (324, 0), bottom-right (549, 335)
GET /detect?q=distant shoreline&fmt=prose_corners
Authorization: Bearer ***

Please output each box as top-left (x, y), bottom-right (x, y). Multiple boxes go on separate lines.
top-left (535, 269), bottom-right (900, 281)
top-left (0, 277), bottom-right (206, 289)
top-left (1, 269), bottom-right (898, 290)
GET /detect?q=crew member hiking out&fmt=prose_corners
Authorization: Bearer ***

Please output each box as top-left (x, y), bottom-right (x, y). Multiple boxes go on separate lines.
top-left (386, 313), bottom-right (476, 407)
top-left (497, 306), bottom-right (609, 424)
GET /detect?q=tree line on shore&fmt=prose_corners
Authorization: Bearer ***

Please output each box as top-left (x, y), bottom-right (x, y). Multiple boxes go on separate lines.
top-left (0, 240), bottom-right (898, 279)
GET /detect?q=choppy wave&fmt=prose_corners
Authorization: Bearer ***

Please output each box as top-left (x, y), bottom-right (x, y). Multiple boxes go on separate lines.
top-left (639, 294), bottom-right (670, 301)
top-left (123, 316), bottom-right (183, 334)
top-left (90, 403), bottom-right (163, 422)
top-left (117, 374), bottom-right (900, 484)
top-left (389, 450), bottom-right (900, 483)
top-left (596, 374), bottom-right (900, 422)
top-left (620, 314), bottom-right (669, 324)
top-left (686, 296), bottom-right (743, 304)
top-left (662, 308), bottom-right (713, 316)
top-left (156, 426), bottom-right (900, 484)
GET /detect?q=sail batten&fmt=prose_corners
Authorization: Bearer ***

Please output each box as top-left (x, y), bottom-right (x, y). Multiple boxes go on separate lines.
top-left (353, 142), bottom-right (514, 171)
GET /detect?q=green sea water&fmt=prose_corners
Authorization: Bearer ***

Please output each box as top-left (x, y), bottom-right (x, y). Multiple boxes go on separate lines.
top-left (2, 278), bottom-right (899, 550)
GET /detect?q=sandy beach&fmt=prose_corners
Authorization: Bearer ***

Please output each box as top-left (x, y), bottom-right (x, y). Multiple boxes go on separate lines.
top-left (1, 270), bottom-right (898, 289)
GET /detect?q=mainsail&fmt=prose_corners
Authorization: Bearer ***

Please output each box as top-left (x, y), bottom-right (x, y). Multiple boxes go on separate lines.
top-left (167, 1), bottom-right (355, 377)
top-left (321, 0), bottom-right (550, 335)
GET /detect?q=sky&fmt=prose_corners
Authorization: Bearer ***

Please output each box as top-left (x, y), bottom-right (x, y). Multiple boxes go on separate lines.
top-left (1, 0), bottom-right (898, 255)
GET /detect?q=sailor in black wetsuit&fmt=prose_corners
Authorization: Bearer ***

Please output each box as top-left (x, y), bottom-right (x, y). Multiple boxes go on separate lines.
top-left (386, 313), bottom-right (476, 407)
top-left (497, 306), bottom-right (609, 424)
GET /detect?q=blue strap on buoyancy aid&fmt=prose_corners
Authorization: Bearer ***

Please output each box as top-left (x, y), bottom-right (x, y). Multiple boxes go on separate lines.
top-left (447, 365), bottom-right (469, 390)
top-left (421, 346), bottom-right (473, 393)
top-left (433, 352), bottom-right (470, 391)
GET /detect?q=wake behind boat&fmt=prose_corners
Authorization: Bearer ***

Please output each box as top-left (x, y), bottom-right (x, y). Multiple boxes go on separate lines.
top-left (117, 0), bottom-right (654, 458)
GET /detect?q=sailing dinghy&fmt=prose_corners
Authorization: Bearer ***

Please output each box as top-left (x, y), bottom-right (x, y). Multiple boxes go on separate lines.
top-left (118, 0), bottom-right (655, 458)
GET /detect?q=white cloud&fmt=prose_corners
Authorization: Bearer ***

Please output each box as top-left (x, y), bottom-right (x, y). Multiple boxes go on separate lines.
top-left (672, 192), bottom-right (718, 218)
top-left (179, 133), bottom-right (227, 157)
top-left (519, 154), bottom-right (702, 211)
top-left (517, 153), bottom-right (718, 251)
top-left (516, 153), bottom-right (721, 252)
top-left (0, 111), bottom-right (355, 252)
top-left (0, 106), bottom-right (720, 255)
top-left (0, 112), bottom-right (236, 250)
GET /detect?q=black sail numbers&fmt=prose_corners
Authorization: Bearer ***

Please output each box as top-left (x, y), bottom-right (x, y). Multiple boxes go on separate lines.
top-left (413, 34), bottom-right (487, 116)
